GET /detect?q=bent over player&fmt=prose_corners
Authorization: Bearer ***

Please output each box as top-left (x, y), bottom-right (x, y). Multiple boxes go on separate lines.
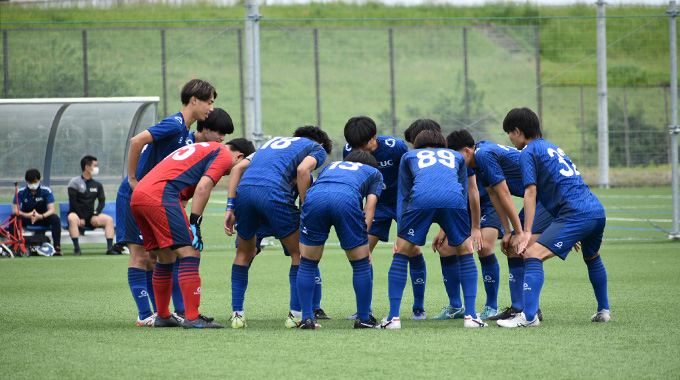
top-left (131, 141), bottom-right (250, 329)
top-left (297, 150), bottom-right (383, 329)
top-left (497, 107), bottom-right (610, 328)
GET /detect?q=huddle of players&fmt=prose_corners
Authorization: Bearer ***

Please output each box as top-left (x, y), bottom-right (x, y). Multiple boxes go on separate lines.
top-left (120, 78), bottom-right (610, 330)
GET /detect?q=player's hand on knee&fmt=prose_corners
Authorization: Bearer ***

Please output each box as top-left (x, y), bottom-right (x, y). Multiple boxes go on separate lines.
top-left (573, 241), bottom-right (582, 252)
top-left (432, 229), bottom-right (447, 253)
top-left (500, 233), bottom-right (512, 255)
top-left (190, 213), bottom-right (203, 251)
top-left (470, 227), bottom-right (483, 252)
top-left (79, 219), bottom-right (86, 228)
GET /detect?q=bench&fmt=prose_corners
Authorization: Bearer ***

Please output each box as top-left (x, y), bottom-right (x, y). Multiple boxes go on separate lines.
top-left (0, 202), bottom-right (117, 246)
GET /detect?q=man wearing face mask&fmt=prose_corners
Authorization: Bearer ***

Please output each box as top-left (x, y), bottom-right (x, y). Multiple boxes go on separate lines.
top-left (12, 169), bottom-right (63, 256)
top-left (67, 155), bottom-right (117, 256)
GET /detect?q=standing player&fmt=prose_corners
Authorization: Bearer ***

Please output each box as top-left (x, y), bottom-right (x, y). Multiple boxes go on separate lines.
top-left (496, 107), bottom-right (610, 327)
top-left (131, 141), bottom-right (249, 329)
top-left (447, 128), bottom-right (553, 322)
top-left (379, 128), bottom-right (486, 329)
top-left (117, 79), bottom-right (217, 327)
top-left (343, 116), bottom-right (418, 319)
top-left (297, 150), bottom-right (383, 329)
top-left (224, 126), bottom-right (333, 329)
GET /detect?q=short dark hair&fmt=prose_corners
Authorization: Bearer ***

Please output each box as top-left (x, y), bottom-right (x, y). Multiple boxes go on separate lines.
top-left (293, 126), bottom-right (333, 154)
top-left (344, 150), bottom-right (378, 168)
top-left (226, 138), bottom-right (256, 157)
top-left (81, 155), bottom-right (97, 172)
top-left (446, 129), bottom-right (475, 152)
top-left (413, 130), bottom-right (447, 150)
top-left (180, 79), bottom-right (217, 105)
top-left (25, 169), bottom-right (41, 183)
top-left (502, 107), bottom-right (542, 139)
top-left (405, 119), bottom-right (442, 143)
top-left (197, 108), bottom-right (233, 134)
top-left (344, 116), bottom-right (377, 149)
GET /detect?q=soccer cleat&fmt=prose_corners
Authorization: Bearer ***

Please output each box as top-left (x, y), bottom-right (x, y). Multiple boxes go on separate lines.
top-left (496, 312), bottom-right (540, 328)
top-left (411, 308), bottom-right (427, 320)
top-left (464, 315), bottom-right (489, 328)
top-left (106, 245), bottom-right (123, 255)
top-left (172, 311), bottom-right (185, 323)
top-left (591, 309), bottom-right (611, 322)
top-left (230, 312), bottom-right (247, 329)
top-left (430, 306), bottom-right (465, 320)
top-left (479, 306), bottom-right (500, 320)
top-left (354, 315), bottom-right (379, 329)
top-left (154, 314), bottom-right (182, 327)
top-left (183, 315), bottom-right (225, 329)
top-left (314, 308), bottom-right (331, 320)
top-left (486, 306), bottom-right (521, 321)
top-left (74, 248), bottom-right (82, 256)
top-left (136, 314), bottom-right (155, 327)
top-left (298, 318), bottom-right (316, 330)
top-left (285, 312), bottom-right (301, 329)
top-left (346, 310), bottom-right (373, 320)
top-left (377, 317), bottom-right (401, 330)
top-left (537, 308), bottom-right (544, 322)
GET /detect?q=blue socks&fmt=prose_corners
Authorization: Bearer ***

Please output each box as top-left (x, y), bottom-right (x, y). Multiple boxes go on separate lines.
top-left (312, 267), bottom-right (322, 311)
top-left (106, 238), bottom-right (113, 250)
top-left (231, 264), bottom-right (249, 312)
top-left (289, 265), bottom-right (301, 313)
top-left (479, 254), bottom-right (500, 310)
top-left (297, 257), bottom-right (318, 321)
top-left (440, 255), bottom-right (462, 308)
top-left (409, 253), bottom-right (427, 311)
top-left (523, 258), bottom-right (544, 321)
top-left (388, 253), bottom-right (409, 320)
top-left (72, 238), bottom-right (80, 250)
top-left (145, 270), bottom-right (156, 312)
top-left (585, 255), bottom-right (610, 311)
top-left (508, 257), bottom-right (525, 310)
top-left (128, 267), bottom-right (152, 320)
top-left (350, 257), bottom-right (372, 322)
top-left (172, 258), bottom-right (185, 312)
top-left (458, 254), bottom-right (478, 318)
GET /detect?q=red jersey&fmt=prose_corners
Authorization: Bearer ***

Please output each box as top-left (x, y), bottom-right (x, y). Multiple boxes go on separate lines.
top-left (133, 142), bottom-right (232, 205)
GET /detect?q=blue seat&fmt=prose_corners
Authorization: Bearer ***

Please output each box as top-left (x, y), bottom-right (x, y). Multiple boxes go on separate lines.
top-left (60, 201), bottom-right (116, 231)
top-left (0, 204), bottom-right (50, 233)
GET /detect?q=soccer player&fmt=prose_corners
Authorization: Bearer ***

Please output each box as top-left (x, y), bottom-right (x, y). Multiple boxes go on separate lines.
top-left (117, 79), bottom-right (217, 327)
top-left (12, 169), bottom-right (62, 256)
top-left (67, 156), bottom-right (116, 255)
top-left (379, 127), bottom-right (487, 329)
top-left (186, 107), bottom-right (233, 144)
top-left (447, 128), bottom-right (554, 322)
top-left (343, 116), bottom-right (424, 319)
top-left (224, 126), bottom-right (333, 329)
top-left (496, 107), bottom-right (610, 327)
top-left (297, 150), bottom-right (383, 329)
top-left (131, 141), bottom-right (250, 329)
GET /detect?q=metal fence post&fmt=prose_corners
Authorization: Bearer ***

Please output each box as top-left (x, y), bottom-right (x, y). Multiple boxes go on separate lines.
top-left (244, 0), bottom-right (263, 146)
top-left (3, 30), bottom-right (8, 98)
top-left (668, 1), bottom-right (680, 240)
top-left (597, 0), bottom-right (610, 189)
top-left (463, 27), bottom-right (470, 126)
top-left (389, 28), bottom-right (396, 136)
top-left (314, 28), bottom-right (321, 129)
top-left (237, 28), bottom-right (246, 138)
top-left (161, 29), bottom-right (168, 118)
top-left (535, 25), bottom-right (543, 128)
top-left (82, 30), bottom-right (89, 97)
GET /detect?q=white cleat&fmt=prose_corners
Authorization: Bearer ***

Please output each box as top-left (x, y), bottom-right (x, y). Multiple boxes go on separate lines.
top-left (136, 314), bottom-right (155, 327)
top-left (377, 317), bottom-right (401, 330)
top-left (591, 309), bottom-right (611, 322)
top-left (464, 315), bottom-right (488, 328)
top-left (496, 312), bottom-right (540, 328)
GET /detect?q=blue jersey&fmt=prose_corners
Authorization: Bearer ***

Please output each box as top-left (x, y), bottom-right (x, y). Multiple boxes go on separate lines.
top-left (239, 137), bottom-right (327, 193)
top-left (474, 140), bottom-right (525, 197)
top-left (310, 161), bottom-right (383, 206)
top-left (186, 131), bottom-right (197, 145)
top-left (520, 138), bottom-right (605, 220)
top-left (14, 184), bottom-right (55, 214)
top-left (398, 148), bottom-right (468, 219)
top-left (343, 136), bottom-right (408, 205)
top-left (119, 112), bottom-right (189, 192)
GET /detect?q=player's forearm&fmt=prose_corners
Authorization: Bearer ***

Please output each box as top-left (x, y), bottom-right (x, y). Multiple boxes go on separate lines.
top-left (296, 170), bottom-right (312, 205)
top-left (494, 186), bottom-right (522, 233)
top-left (95, 192), bottom-right (105, 215)
top-left (227, 160), bottom-right (249, 199)
top-left (468, 190), bottom-right (481, 229)
top-left (190, 179), bottom-right (214, 216)
top-left (522, 185), bottom-right (537, 234)
top-left (126, 137), bottom-right (146, 181)
top-left (364, 195), bottom-right (378, 233)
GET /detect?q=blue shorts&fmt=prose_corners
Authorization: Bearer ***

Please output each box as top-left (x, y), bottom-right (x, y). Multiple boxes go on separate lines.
top-left (299, 190), bottom-right (368, 250)
top-left (234, 222), bottom-right (291, 256)
top-left (235, 185), bottom-right (300, 241)
top-left (116, 188), bottom-right (143, 245)
top-left (398, 208), bottom-right (470, 247)
top-left (536, 217), bottom-right (606, 260)
top-left (480, 198), bottom-right (504, 237)
top-left (368, 203), bottom-right (397, 242)
top-left (517, 202), bottom-right (554, 235)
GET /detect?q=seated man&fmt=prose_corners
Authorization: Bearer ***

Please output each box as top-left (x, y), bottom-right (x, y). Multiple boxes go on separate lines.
top-left (12, 169), bottom-right (63, 256)
top-left (67, 155), bottom-right (117, 256)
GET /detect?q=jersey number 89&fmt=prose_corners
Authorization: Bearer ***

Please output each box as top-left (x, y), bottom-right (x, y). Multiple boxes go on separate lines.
top-left (416, 150), bottom-right (457, 169)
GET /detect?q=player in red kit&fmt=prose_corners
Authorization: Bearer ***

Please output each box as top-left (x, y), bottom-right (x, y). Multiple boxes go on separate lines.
top-left (131, 140), bottom-right (253, 329)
